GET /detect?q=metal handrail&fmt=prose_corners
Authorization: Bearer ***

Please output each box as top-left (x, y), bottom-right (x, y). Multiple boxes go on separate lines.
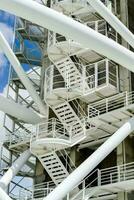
top-left (10, 125), bottom-right (35, 147)
top-left (19, 181), bottom-right (55, 199)
top-left (45, 59), bottom-right (118, 98)
top-left (31, 118), bottom-right (88, 145)
top-left (48, 19), bottom-right (118, 48)
top-left (68, 162), bottom-right (134, 199)
top-left (89, 91), bottom-right (134, 117)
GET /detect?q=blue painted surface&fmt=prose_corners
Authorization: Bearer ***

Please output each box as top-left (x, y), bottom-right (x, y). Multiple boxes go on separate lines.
top-left (0, 10), bottom-right (15, 92)
top-left (0, 12), bottom-right (42, 92)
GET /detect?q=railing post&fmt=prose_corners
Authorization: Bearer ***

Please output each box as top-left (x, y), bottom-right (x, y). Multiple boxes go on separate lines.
top-left (82, 180), bottom-right (86, 199)
top-left (106, 98), bottom-right (108, 113)
top-left (95, 20), bottom-right (98, 32)
top-left (106, 59), bottom-right (109, 86)
top-left (82, 65), bottom-right (86, 94)
top-left (118, 166), bottom-right (120, 182)
top-left (97, 169), bottom-right (101, 186)
top-left (83, 118), bottom-right (86, 136)
top-left (70, 125), bottom-right (72, 143)
top-left (52, 118), bottom-right (56, 137)
top-left (36, 123), bottom-right (39, 140)
top-left (125, 91), bottom-right (128, 106)
top-left (67, 193), bottom-right (70, 200)
top-left (47, 182), bottom-right (49, 196)
top-left (95, 63), bottom-right (98, 88)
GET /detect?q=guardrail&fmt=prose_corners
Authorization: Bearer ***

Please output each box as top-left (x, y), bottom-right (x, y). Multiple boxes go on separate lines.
top-left (48, 19), bottom-right (118, 48)
top-left (18, 162), bottom-right (134, 200)
top-left (19, 181), bottom-right (55, 199)
top-left (67, 162), bottom-right (134, 199)
top-left (89, 91), bottom-right (134, 116)
top-left (51, 0), bottom-right (117, 15)
top-left (31, 117), bottom-right (88, 145)
top-left (45, 59), bottom-right (118, 98)
top-left (10, 125), bottom-right (36, 148)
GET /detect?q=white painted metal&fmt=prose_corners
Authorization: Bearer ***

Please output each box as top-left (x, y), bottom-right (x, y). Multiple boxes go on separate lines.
top-left (0, 149), bottom-right (31, 190)
top-left (30, 118), bottom-right (72, 154)
top-left (9, 125), bottom-right (36, 152)
top-left (30, 117), bottom-right (88, 156)
top-left (0, 1), bottom-right (134, 200)
top-left (55, 57), bottom-right (88, 90)
top-left (44, 118), bottom-right (134, 200)
top-left (18, 161), bottom-right (134, 199)
top-left (0, 187), bottom-right (13, 200)
top-left (53, 102), bottom-right (85, 141)
top-left (71, 161), bottom-right (134, 199)
top-left (0, 95), bottom-right (42, 124)
top-left (47, 20), bottom-right (117, 63)
top-left (0, 31), bottom-right (46, 115)
top-left (89, 91), bottom-right (134, 116)
top-left (0, 0), bottom-right (134, 72)
top-left (37, 152), bottom-right (69, 185)
top-left (88, 0), bottom-right (134, 48)
top-left (46, 59), bottom-right (118, 103)
top-left (19, 181), bottom-right (55, 200)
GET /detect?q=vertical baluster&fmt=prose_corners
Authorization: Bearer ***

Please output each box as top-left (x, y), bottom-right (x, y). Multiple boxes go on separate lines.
top-left (97, 169), bottom-right (101, 186)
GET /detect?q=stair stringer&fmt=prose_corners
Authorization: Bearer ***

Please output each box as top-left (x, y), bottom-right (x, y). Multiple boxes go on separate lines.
top-left (38, 151), bottom-right (69, 185)
top-left (52, 101), bottom-right (86, 144)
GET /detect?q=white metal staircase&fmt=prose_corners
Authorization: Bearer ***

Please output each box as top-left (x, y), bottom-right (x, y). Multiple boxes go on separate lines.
top-left (19, 161), bottom-right (134, 200)
top-left (7, 0), bottom-right (123, 199)
top-left (52, 101), bottom-right (85, 142)
top-left (38, 151), bottom-right (69, 185)
top-left (44, 1), bottom-right (119, 156)
top-left (55, 57), bottom-right (89, 91)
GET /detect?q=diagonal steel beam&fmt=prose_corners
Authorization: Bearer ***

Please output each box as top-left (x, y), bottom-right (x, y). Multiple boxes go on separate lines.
top-left (0, 31), bottom-right (46, 115)
top-left (87, 0), bottom-right (134, 48)
top-left (45, 118), bottom-right (134, 200)
top-left (0, 149), bottom-right (31, 190)
top-left (0, 187), bottom-right (13, 200)
top-left (0, 0), bottom-right (134, 71)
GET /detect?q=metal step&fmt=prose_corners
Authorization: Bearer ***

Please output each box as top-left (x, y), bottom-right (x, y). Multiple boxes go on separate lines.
top-left (38, 152), bottom-right (69, 185)
top-left (53, 101), bottom-right (84, 140)
top-left (55, 57), bottom-right (89, 90)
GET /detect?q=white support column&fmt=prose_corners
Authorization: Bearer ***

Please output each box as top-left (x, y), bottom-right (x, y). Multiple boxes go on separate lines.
top-left (0, 188), bottom-right (13, 200)
top-left (0, 0), bottom-right (134, 72)
top-left (87, 0), bottom-right (134, 48)
top-left (0, 149), bottom-right (31, 190)
top-left (0, 31), bottom-right (46, 115)
top-left (44, 118), bottom-right (134, 200)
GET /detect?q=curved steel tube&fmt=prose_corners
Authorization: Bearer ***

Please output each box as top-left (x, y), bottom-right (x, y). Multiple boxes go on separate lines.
top-left (88, 0), bottom-right (134, 48)
top-left (0, 0), bottom-right (134, 72)
top-left (45, 118), bottom-right (134, 200)
top-left (0, 31), bottom-right (46, 115)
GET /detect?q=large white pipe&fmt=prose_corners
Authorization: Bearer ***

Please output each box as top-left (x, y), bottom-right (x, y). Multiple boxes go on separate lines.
top-left (0, 95), bottom-right (43, 124)
top-left (88, 0), bottom-right (134, 48)
top-left (0, 31), bottom-right (46, 115)
top-left (45, 118), bottom-right (134, 200)
top-left (0, 149), bottom-right (31, 190)
top-left (0, 188), bottom-right (13, 200)
top-left (0, 1), bottom-right (134, 72)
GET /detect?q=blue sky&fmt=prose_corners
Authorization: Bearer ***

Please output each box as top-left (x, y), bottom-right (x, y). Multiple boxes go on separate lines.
top-left (0, 11), bottom-right (33, 194)
top-left (0, 10), bottom-right (43, 93)
top-left (0, 10), bottom-right (15, 93)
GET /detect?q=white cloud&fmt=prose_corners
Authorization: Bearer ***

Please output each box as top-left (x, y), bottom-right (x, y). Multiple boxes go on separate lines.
top-left (0, 22), bottom-right (14, 43)
top-left (0, 53), bottom-right (8, 70)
